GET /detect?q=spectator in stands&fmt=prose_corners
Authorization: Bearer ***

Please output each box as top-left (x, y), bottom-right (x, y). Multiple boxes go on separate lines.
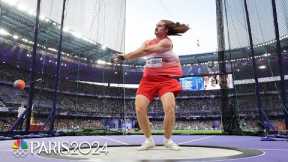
top-left (17, 101), bottom-right (26, 118)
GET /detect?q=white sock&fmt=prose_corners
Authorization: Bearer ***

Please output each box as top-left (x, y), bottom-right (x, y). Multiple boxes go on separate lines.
top-left (164, 138), bottom-right (172, 143)
top-left (146, 136), bottom-right (153, 141)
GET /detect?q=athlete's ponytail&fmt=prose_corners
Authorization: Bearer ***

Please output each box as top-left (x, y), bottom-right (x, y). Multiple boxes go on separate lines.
top-left (161, 20), bottom-right (190, 36)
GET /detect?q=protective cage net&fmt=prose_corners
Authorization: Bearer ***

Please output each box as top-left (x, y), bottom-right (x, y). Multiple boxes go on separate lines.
top-left (0, 0), bottom-right (224, 136)
top-left (220, 0), bottom-right (288, 135)
top-left (0, 0), bottom-right (287, 137)
top-left (0, 0), bottom-right (127, 135)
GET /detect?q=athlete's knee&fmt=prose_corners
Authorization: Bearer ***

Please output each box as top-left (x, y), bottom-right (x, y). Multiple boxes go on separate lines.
top-left (135, 95), bottom-right (149, 114)
top-left (163, 103), bottom-right (176, 114)
top-left (135, 105), bottom-right (147, 114)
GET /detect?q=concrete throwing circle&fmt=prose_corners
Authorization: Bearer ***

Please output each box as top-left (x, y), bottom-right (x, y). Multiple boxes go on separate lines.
top-left (39, 145), bottom-right (263, 162)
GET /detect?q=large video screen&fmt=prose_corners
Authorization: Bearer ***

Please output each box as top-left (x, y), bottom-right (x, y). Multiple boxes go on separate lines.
top-left (179, 74), bottom-right (233, 91)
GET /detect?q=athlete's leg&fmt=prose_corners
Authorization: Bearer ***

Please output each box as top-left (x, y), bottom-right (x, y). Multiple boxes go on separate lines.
top-left (135, 94), bottom-right (155, 150)
top-left (160, 92), bottom-right (181, 150)
top-left (135, 95), bottom-right (152, 138)
top-left (160, 92), bottom-right (176, 139)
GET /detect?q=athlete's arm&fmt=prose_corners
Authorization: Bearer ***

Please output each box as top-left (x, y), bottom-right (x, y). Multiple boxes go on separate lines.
top-left (122, 38), bottom-right (172, 61)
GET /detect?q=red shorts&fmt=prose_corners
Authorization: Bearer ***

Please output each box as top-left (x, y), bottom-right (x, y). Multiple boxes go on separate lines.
top-left (136, 75), bottom-right (181, 102)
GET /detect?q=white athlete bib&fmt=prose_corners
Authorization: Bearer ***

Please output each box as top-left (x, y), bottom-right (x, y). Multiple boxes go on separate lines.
top-left (145, 57), bottom-right (163, 67)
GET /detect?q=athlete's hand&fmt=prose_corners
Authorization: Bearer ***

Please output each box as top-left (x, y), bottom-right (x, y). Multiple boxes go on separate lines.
top-left (111, 54), bottom-right (125, 64)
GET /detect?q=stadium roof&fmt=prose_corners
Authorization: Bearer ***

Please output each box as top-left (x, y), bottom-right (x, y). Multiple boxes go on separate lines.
top-left (0, 2), bottom-right (118, 63)
top-left (1, 1), bottom-right (288, 66)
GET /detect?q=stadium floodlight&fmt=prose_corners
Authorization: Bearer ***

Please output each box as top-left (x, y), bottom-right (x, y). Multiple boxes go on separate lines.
top-left (63, 26), bottom-right (71, 32)
top-left (83, 38), bottom-right (95, 44)
top-left (27, 10), bottom-right (36, 16)
top-left (39, 15), bottom-right (46, 21)
top-left (12, 35), bottom-right (19, 40)
top-left (22, 38), bottom-right (28, 42)
top-left (97, 59), bottom-right (106, 65)
top-left (67, 29), bottom-right (95, 44)
top-left (101, 45), bottom-right (107, 50)
top-left (27, 40), bottom-right (34, 44)
top-left (0, 28), bottom-right (11, 36)
top-left (48, 48), bottom-right (57, 52)
top-left (258, 65), bottom-right (267, 70)
top-left (71, 31), bottom-right (84, 40)
top-left (17, 4), bottom-right (28, 12)
top-left (44, 18), bottom-right (50, 22)
top-left (3, 0), bottom-right (17, 6)
top-left (51, 21), bottom-right (57, 26)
